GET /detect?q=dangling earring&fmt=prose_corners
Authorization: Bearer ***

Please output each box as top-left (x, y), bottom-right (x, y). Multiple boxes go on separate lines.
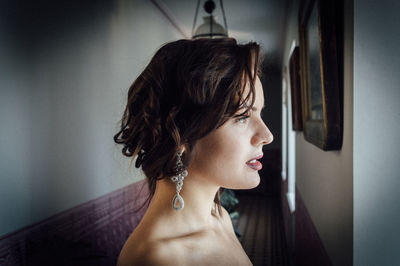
top-left (170, 149), bottom-right (188, 211)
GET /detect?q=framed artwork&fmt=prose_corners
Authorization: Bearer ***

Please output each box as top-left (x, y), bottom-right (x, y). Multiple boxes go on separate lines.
top-left (289, 46), bottom-right (303, 131)
top-left (298, 0), bottom-right (343, 150)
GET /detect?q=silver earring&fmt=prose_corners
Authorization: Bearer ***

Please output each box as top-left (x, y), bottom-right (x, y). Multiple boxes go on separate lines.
top-left (170, 149), bottom-right (188, 211)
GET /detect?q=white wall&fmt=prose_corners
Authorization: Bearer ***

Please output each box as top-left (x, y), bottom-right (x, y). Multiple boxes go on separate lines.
top-left (354, 0), bottom-right (400, 265)
top-left (0, 0), bottom-right (180, 236)
top-left (282, 0), bottom-right (353, 265)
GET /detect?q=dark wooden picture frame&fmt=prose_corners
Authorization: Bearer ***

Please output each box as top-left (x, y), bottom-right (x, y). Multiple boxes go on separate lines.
top-left (298, 0), bottom-right (343, 150)
top-left (289, 46), bottom-right (303, 131)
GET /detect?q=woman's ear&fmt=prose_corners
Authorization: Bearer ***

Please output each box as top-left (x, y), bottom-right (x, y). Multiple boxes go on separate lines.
top-left (178, 144), bottom-right (189, 154)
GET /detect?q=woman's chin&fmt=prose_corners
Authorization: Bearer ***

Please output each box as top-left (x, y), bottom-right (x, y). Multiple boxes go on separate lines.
top-left (225, 173), bottom-right (260, 190)
top-left (246, 174), bottom-right (261, 189)
top-left (241, 170), bottom-right (261, 189)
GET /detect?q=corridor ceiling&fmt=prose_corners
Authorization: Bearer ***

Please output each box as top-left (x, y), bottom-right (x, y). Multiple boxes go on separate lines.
top-left (155, 0), bottom-right (290, 69)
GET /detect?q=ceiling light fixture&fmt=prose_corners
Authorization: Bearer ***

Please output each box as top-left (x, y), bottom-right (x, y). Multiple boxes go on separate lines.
top-left (191, 0), bottom-right (228, 39)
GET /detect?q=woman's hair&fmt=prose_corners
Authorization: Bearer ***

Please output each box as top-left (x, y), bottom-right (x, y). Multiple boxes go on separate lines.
top-left (114, 38), bottom-right (262, 216)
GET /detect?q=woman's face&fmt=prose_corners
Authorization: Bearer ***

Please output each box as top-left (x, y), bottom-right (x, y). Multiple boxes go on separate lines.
top-left (189, 76), bottom-right (274, 189)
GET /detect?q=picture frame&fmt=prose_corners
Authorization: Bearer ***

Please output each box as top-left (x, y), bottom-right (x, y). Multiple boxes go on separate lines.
top-left (289, 46), bottom-right (303, 131)
top-left (298, 0), bottom-right (343, 150)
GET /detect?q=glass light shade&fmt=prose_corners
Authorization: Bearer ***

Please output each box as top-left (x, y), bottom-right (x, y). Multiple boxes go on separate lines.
top-left (192, 16), bottom-right (227, 39)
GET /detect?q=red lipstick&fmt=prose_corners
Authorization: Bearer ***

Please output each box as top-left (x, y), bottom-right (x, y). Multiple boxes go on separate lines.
top-left (246, 154), bottom-right (263, 171)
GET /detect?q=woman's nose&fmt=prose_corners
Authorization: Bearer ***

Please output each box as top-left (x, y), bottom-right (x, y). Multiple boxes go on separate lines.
top-left (252, 120), bottom-right (274, 146)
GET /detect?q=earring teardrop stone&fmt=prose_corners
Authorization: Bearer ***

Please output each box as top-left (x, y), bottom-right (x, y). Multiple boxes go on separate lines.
top-left (172, 194), bottom-right (184, 211)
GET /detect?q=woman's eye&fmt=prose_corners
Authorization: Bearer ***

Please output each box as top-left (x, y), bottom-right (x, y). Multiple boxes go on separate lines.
top-left (237, 115), bottom-right (250, 124)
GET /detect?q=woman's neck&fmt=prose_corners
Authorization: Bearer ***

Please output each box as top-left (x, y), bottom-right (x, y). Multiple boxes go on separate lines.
top-left (140, 174), bottom-right (222, 237)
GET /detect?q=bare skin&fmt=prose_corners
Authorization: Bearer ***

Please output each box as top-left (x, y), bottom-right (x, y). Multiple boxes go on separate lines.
top-left (118, 197), bottom-right (252, 266)
top-left (117, 77), bottom-right (273, 265)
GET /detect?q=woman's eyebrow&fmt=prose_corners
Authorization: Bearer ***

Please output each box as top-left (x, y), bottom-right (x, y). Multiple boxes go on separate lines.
top-left (244, 104), bottom-right (266, 112)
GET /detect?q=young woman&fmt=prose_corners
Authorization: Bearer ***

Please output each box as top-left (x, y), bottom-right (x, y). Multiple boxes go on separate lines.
top-left (114, 38), bottom-right (273, 265)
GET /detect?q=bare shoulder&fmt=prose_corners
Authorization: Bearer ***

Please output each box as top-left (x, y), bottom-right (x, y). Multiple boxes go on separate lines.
top-left (117, 239), bottom-right (184, 266)
top-left (144, 240), bottom-right (185, 266)
top-left (117, 206), bottom-right (238, 266)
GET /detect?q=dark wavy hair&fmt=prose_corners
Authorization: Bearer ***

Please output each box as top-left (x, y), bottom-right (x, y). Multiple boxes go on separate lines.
top-left (114, 38), bottom-right (262, 216)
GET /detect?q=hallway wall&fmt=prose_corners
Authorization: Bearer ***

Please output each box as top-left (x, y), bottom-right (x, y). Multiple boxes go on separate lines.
top-left (353, 0), bottom-right (400, 265)
top-left (281, 0), bottom-right (353, 265)
top-left (0, 0), bottom-right (180, 237)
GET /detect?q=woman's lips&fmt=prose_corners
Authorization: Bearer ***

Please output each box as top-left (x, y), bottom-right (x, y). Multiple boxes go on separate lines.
top-left (246, 154), bottom-right (263, 170)
top-left (246, 160), bottom-right (262, 170)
